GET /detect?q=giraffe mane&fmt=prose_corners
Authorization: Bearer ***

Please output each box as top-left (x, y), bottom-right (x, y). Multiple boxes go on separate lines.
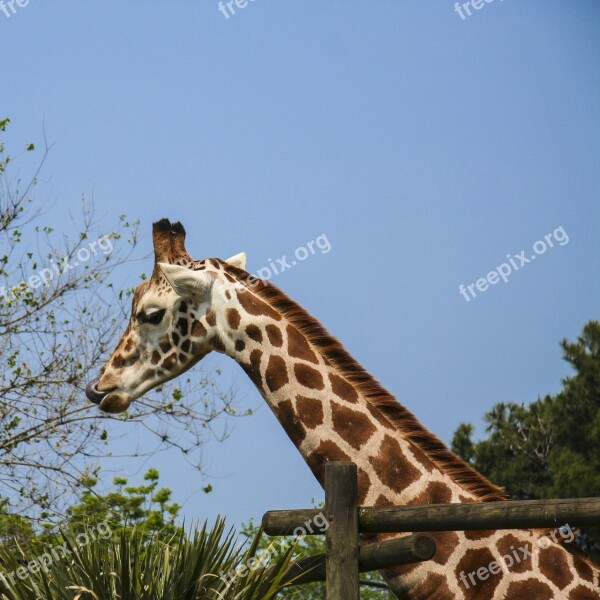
top-left (221, 262), bottom-right (507, 502)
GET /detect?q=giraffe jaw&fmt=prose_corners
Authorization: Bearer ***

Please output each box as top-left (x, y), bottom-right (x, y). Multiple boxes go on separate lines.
top-left (97, 391), bottom-right (132, 414)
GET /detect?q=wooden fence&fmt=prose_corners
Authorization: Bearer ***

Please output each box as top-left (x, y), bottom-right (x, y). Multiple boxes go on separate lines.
top-left (262, 461), bottom-right (600, 599)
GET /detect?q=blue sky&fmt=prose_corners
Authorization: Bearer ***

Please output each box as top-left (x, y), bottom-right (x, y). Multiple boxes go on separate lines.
top-left (2, 2), bottom-right (599, 529)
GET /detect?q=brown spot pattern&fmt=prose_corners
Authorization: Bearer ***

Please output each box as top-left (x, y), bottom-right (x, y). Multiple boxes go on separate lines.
top-left (266, 324), bottom-right (283, 347)
top-left (374, 494), bottom-right (392, 507)
top-left (237, 291), bottom-right (281, 321)
top-left (306, 440), bottom-right (351, 484)
top-left (365, 401), bottom-right (396, 430)
top-left (287, 324), bottom-right (318, 364)
top-left (409, 444), bottom-right (442, 474)
top-left (163, 352), bottom-right (177, 371)
top-left (412, 572), bottom-right (452, 599)
top-left (176, 317), bottom-right (188, 336)
top-left (411, 481), bottom-right (453, 505)
top-left (226, 308), bottom-right (241, 330)
top-left (159, 336), bottom-right (171, 353)
top-left (430, 531), bottom-right (460, 565)
top-left (276, 399), bottom-right (306, 446)
top-left (141, 368), bottom-right (156, 382)
top-left (294, 363), bottom-right (324, 390)
top-left (295, 395), bottom-right (324, 429)
top-left (241, 349), bottom-right (264, 393)
top-left (572, 555), bottom-right (595, 583)
top-left (331, 401), bottom-right (376, 450)
top-left (191, 320), bottom-right (207, 337)
top-left (368, 434), bottom-right (421, 491)
top-left (358, 470), bottom-right (372, 504)
top-left (569, 584), bottom-right (599, 599)
top-left (329, 373), bottom-right (358, 403)
top-left (246, 324), bottom-right (263, 342)
top-left (111, 354), bottom-right (125, 369)
top-left (151, 351), bottom-right (161, 365)
top-left (205, 311), bottom-right (216, 326)
top-left (497, 534), bottom-right (531, 574)
top-left (265, 355), bottom-right (289, 392)
top-left (250, 349), bottom-right (263, 371)
top-left (463, 529), bottom-right (495, 541)
top-left (235, 339), bottom-right (246, 352)
top-left (455, 547), bottom-right (500, 600)
top-left (505, 579), bottom-right (554, 599)
top-left (539, 544), bottom-right (573, 589)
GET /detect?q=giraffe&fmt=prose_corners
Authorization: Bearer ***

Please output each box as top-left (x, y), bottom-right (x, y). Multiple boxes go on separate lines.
top-left (86, 219), bottom-right (600, 599)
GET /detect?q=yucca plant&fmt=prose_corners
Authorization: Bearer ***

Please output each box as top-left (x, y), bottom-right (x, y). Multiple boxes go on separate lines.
top-left (0, 518), bottom-right (299, 600)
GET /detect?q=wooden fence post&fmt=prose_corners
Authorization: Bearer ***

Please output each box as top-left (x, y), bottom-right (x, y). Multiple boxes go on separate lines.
top-left (325, 461), bottom-right (359, 600)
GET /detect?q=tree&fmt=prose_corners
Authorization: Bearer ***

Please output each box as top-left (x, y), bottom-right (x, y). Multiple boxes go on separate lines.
top-left (0, 472), bottom-right (298, 600)
top-left (1, 468), bottom-right (182, 555)
top-left (451, 320), bottom-right (600, 560)
top-left (0, 118), bottom-right (246, 526)
top-left (64, 468), bottom-right (183, 541)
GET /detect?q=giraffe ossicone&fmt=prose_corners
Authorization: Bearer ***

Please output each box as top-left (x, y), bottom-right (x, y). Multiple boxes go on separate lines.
top-left (86, 219), bottom-right (600, 599)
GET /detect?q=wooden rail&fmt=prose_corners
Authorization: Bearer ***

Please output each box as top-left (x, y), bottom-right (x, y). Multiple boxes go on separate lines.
top-left (277, 533), bottom-right (436, 586)
top-left (263, 496), bottom-right (600, 536)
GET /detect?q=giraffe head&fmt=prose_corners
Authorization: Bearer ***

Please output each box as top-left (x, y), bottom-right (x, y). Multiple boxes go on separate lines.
top-left (85, 219), bottom-right (246, 413)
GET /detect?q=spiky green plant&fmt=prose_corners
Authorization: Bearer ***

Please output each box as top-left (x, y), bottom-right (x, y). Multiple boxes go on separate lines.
top-left (0, 518), bottom-right (298, 600)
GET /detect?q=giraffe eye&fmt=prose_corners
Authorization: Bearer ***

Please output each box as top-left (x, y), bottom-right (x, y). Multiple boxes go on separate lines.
top-left (140, 309), bottom-right (166, 325)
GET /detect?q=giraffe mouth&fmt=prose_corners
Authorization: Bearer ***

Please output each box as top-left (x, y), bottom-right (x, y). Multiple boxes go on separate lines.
top-left (86, 379), bottom-right (132, 414)
top-left (85, 379), bottom-right (116, 405)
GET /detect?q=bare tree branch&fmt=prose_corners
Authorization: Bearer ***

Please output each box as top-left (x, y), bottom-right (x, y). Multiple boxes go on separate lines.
top-left (0, 122), bottom-right (248, 524)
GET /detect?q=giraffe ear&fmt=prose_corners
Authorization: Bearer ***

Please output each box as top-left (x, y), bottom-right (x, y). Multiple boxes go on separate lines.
top-left (225, 252), bottom-right (247, 270)
top-left (158, 263), bottom-right (215, 299)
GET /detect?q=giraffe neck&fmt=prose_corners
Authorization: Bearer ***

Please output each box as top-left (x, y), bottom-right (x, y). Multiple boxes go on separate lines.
top-left (205, 263), bottom-right (600, 599)
top-left (213, 266), bottom-right (503, 507)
